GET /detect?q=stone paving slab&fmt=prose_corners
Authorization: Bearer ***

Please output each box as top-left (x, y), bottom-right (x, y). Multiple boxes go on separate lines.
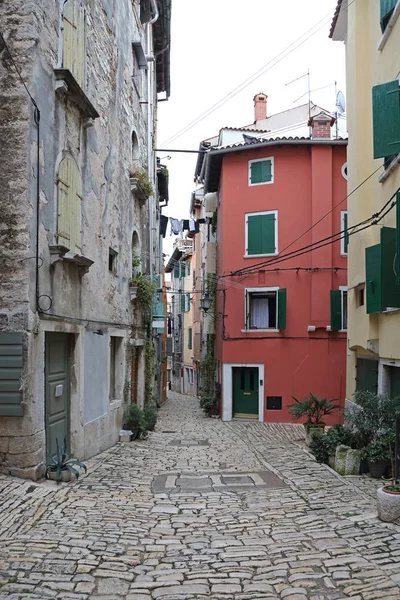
top-left (0, 392), bottom-right (399, 600)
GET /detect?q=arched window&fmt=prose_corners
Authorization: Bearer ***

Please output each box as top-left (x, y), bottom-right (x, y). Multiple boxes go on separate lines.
top-left (62, 0), bottom-right (86, 89)
top-left (131, 131), bottom-right (140, 169)
top-left (132, 231), bottom-right (141, 277)
top-left (57, 158), bottom-right (82, 253)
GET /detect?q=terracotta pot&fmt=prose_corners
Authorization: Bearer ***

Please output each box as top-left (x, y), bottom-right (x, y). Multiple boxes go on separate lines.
top-left (377, 486), bottom-right (400, 523)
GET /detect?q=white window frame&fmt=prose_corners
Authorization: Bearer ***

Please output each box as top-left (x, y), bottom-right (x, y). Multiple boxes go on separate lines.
top-left (248, 156), bottom-right (274, 187)
top-left (243, 286), bottom-right (280, 333)
top-left (340, 210), bottom-right (348, 256)
top-left (244, 210), bottom-right (278, 258)
top-left (340, 285), bottom-right (348, 332)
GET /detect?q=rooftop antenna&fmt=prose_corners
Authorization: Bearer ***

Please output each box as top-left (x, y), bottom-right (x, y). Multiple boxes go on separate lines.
top-left (286, 69), bottom-right (311, 119)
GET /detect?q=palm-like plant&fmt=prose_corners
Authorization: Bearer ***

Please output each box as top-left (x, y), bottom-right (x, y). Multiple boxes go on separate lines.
top-left (44, 438), bottom-right (87, 483)
top-left (289, 393), bottom-right (340, 428)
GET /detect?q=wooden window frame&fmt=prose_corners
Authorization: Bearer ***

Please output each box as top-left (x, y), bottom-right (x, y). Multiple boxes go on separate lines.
top-left (244, 210), bottom-right (278, 258)
top-left (248, 157), bottom-right (274, 186)
top-left (243, 286), bottom-right (286, 332)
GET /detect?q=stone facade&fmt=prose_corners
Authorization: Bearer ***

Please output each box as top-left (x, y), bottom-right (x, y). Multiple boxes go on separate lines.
top-left (0, 0), bottom-right (170, 478)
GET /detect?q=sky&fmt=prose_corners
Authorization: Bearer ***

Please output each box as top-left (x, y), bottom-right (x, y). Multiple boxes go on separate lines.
top-left (157, 0), bottom-right (346, 261)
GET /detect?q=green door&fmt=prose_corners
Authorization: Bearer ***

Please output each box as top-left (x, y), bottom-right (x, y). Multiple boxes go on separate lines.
top-left (45, 333), bottom-right (70, 457)
top-left (233, 367), bottom-right (259, 418)
top-left (391, 367), bottom-right (400, 398)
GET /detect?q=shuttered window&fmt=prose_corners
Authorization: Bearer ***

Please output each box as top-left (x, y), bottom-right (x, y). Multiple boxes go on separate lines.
top-left (356, 358), bottom-right (378, 393)
top-left (245, 288), bottom-right (286, 330)
top-left (330, 289), bottom-right (348, 331)
top-left (366, 227), bottom-right (400, 313)
top-left (246, 211), bottom-right (277, 256)
top-left (188, 327), bottom-right (192, 350)
top-left (341, 211), bottom-right (349, 255)
top-left (57, 158), bottom-right (82, 253)
top-left (372, 80), bottom-right (400, 159)
top-left (0, 333), bottom-right (24, 416)
top-left (396, 192), bottom-right (400, 285)
top-left (186, 293), bottom-right (191, 312)
top-left (62, 0), bottom-right (86, 90)
top-left (380, 0), bottom-right (397, 31)
top-left (173, 263), bottom-right (180, 279)
top-left (181, 293), bottom-right (186, 312)
top-left (249, 158), bottom-right (273, 185)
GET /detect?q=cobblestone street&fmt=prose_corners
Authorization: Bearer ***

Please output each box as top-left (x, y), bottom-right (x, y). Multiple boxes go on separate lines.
top-left (1, 391), bottom-right (400, 600)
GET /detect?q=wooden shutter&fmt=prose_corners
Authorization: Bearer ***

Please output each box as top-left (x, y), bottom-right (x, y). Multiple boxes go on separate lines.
top-left (57, 158), bottom-right (82, 253)
top-left (174, 263), bottom-right (179, 278)
top-left (330, 290), bottom-right (342, 330)
top-left (250, 161), bottom-right (263, 184)
top-left (245, 290), bottom-right (249, 329)
top-left (188, 327), bottom-right (192, 350)
top-left (186, 293), bottom-right (191, 311)
top-left (0, 332), bottom-right (24, 416)
top-left (180, 262), bottom-right (185, 278)
top-left (62, 0), bottom-right (85, 90)
top-left (366, 243), bottom-right (382, 314)
top-left (343, 211), bottom-right (349, 254)
top-left (261, 160), bottom-right (272, 182)
top-left (380, 0), bottom-right (397, 31)
top-left (356, 358), bottom-right (378, 393)
top-left (372, 81), bottom-right (400, 158)
top-left (261, 213), bottom-right (276, 254)
top-left (181, 293), bottom-right (186, 312)
top-left (381, 227), bottom-right (400, 308)
top-left (396, 192), bottom-right (400, 285)
top-left (277, 288), bottom-right (287, 330)
top-left (247, 215), bottom-right (263, 254)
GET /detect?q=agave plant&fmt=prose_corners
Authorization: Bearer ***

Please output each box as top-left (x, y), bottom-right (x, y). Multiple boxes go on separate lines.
top-left (44, 438), bottom-right (87, 483)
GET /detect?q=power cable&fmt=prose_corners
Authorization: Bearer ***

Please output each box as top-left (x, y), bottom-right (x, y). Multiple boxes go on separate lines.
top-left (0, 30), bottom-right (38, 109)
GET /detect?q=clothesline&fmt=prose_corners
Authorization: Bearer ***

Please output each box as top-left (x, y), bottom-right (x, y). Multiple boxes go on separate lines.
top-left (159, 215), bottom-right (212, 238)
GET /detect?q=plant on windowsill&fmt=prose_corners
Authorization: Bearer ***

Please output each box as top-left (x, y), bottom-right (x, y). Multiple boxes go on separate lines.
top-left (289, 393), bottom-right (340, 446)
top-left (129, 168), bottom-right (153, 201)
top-left (43, 438), bottom-right (87, 484)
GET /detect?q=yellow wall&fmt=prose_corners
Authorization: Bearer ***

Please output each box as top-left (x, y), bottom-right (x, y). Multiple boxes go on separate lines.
top-left (345, 1), bottom-right (400, 397)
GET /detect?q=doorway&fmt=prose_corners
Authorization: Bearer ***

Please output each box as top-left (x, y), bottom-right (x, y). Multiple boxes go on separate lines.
top-left (233, 367), bottom-right (259, 418)
top-left (45, 333), bottom-right (70, 457)
top-left (131, 349), bottom-right (140, 404)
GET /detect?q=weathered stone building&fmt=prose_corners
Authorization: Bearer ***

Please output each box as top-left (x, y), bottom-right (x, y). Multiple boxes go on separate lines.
top-left (0, 0), bottom-right (171, 478)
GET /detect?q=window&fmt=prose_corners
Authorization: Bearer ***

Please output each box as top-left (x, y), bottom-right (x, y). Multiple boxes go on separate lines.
top-left (356, 358), bottom-right (378, 393)
top-left (173, 262), bottom-right (180, 279)
top-left (186, 293), bottom-right (191, 312)
top-left (372, 80), bottom-right (400, 159)
top-left (188, 327), bottom-right (192, 350)
top-left (62, 0), bottom-right (86, 90)
top-left (330, 288), bottom-right (348, 331)
top-left (365, 226), bottom-right (400, 313)
top-left (248, 157), bottom-right (274, 185)
top-left (358, 287), bottom-right (365, 307)
top-left (109, 248), bottom-right (117, 273)
top-left (181, 292), bottom-right (186, 312)
top-left (380, 0), bottom-right (397, 32)
top-left (245, 288), bottom-right (286, 331)
top-left (109, 336), bottom-right (123, 400)
top-left (57, 158), bottom-right (82, 253)
top-left (341, 211), bottom-right (349, 255)
top-left (245, 211), bottom-right (278, 256)
top-left (0, 332), bottom-right (24, 416)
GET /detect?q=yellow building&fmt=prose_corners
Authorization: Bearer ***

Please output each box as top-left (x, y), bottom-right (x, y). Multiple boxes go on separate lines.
top-left (331, 0), bottom-right (400, 398)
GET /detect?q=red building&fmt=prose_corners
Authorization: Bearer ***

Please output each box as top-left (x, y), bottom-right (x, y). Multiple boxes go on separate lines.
top-left (201, 101), bottom-right (348, 423)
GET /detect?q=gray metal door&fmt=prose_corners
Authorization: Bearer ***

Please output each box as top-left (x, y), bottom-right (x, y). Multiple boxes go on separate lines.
top-left (45, 333), bottom-right (70, 458)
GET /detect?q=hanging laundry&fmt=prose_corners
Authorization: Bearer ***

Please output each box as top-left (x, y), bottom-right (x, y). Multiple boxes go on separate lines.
top-left (160, 215), bottom-right (168, 238)
top-left (195, 221), bottom-right (200, 233)
top-left (189, 220), bottom-right (196, 232)
top-left (204, 217), bottom-right (211, 225)
top-left (170, 218), bottom-right (182, 235)
top-left (182, 219), bottom-right (189, 230)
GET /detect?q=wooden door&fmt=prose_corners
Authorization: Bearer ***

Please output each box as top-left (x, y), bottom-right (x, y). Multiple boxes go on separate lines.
top-left (233, 367), bottom-right (259, 418)
top-left (45, 333), bottom-right (70, 457)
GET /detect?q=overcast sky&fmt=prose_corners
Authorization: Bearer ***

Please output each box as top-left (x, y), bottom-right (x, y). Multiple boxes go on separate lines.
top-left (157, 0), bottom-right (346, 260)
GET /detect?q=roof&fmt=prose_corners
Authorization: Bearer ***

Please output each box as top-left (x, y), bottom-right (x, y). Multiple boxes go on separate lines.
top-left (165, 247), bottom-right (182, 272)
top-left (329, 0), bottom-right (343, 38)
top-left (213, 133), bottom-right (347, 152)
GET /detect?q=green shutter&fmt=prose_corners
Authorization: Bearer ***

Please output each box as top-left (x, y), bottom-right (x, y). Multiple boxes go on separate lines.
top-left (330, 290), bottom-right (342, 330)
top-left (245, 291), bottom-right (249, 329)
top-left (250, 161), bottom-right (263, 184)
top-left (181, 293), bottom-right (186, 312)
top-left (187, 262), bottom-right (190, 276)
top-left (396, 192), bottom-right (400, 285)
top-left (381, 0), bottom-right (397, 31)
top-left (261, 160), bottom-right (272, 182)
top-left (372, 81), bottom-right (400, 159)
top-left (277, 288), bottom-right (287, 330)
top-left (356, 358), bottom-right (378, 393)
top-left (180, 262), bottom-right (186, 278)
top-left (366, 243), bottom-right (383, 314)
top-left (247, 213), bottom-right (276, 255)
top-left (261, 213), bottom-right (276, 254)
top-left (188, 327), bottom-right (192, 350)
top-left (0, 332), bottom-right (24, 416)
top-left (381, 227), bottom-right (400, 308)
top-left (343, 212), bottom-right (349, 254)
top-left (174, 263), bottom-right (179, 278)
top-left (186, 293), bottom-right (191, 311)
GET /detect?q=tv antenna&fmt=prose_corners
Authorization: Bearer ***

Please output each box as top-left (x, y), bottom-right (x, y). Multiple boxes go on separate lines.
top-left (334, 86), bottom-right (346, 138)
top-left (286, 69), bottom-right (311, 119)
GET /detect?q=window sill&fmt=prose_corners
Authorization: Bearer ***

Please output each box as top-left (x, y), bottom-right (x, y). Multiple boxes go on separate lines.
top-left (49, 245), bottom-right (94, 274)
top-left (377, 2), bottom-right (400, 51)
top-left (241, 329), bottom-right (280, 333)
top-left (378, 153), bottom-right (400, 183)
top-left (244, 253), bottom-right (278, 258)
top-left (249, 180), bottom-right (274, 186)
top-left (382, 307), bottom-right (400, 315)
top-left (54, 68), bottom-right (99, 120)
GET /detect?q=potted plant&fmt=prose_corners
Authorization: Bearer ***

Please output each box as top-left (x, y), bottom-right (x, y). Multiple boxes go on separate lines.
top-left (124, 403), bottom-right (146, 439)
top-left (309, 424), bottom-right (360, 467)
top-left (44, 440), bottom-right (87, 483)
top-left (129, 254), bottom-right (142, 301)
top-left (143, 403), bottom-right (158, 432)
top-left (289, 393), bottom-right (340, 446)
top-left (365, 434), bottom-right (393, 478)
top-left (129, 168), bottom-right (153, 201)
top-left (377, 479), bottom-right (400, 523)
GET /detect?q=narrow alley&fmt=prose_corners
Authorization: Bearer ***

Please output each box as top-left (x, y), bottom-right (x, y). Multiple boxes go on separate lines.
top-left (0, 393), bottom-right (400, 600)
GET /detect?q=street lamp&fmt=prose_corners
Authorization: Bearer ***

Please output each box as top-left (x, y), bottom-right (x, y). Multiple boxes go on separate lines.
top-left (200, 291), bottom-right (213, 312)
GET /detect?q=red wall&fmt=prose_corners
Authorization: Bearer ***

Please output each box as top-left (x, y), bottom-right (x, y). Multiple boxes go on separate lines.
top-left (216, 143), bottom-right (347, 423)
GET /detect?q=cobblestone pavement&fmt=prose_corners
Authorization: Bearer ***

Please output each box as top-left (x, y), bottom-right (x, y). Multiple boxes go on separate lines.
top-left (1, 391), bottom-right (400, 600)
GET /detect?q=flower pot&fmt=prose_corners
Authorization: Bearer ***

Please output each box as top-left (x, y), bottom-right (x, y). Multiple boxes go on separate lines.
top-left (305, 426), bottom-right (325, 447)
top-left (377, 486), bottom-right (400, 523)
top-left (359, 458), bottom-right (369, 474)
top-left (368, 459), bottom-right (389, 479)
top-left (47, 469), bottom-right (72, 483)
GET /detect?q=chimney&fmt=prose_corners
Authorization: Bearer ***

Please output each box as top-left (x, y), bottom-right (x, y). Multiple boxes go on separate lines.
top-left (308, 112), bottom-right (335, 139)
top-left (253, 93), bottom-right (267, 122)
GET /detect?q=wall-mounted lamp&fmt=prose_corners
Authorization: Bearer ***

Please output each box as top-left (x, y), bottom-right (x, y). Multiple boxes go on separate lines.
top-left (200, 292), bottom-right (213, 312)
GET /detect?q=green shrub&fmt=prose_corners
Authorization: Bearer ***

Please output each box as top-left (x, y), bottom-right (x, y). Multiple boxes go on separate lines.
top-left (309, 424), bottom-right (362, 464)
top-left (125, 403), bottom-right (146, 437)
top-left (143, 404), bottom-right (157, 431)
top-left (200, 394), bottom-right (218, 417)
top-left (344, 391), bottom-right (400, 448)
top-left (289, 393), bottom-right (340, 428)
top-left (365, 433), bottom-right (395, 462)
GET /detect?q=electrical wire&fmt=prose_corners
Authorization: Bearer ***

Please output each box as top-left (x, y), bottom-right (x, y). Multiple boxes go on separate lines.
top-left (0, 30), bottom-right (38, 109)
top-left (161, 1), bottom-right (355, 146)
